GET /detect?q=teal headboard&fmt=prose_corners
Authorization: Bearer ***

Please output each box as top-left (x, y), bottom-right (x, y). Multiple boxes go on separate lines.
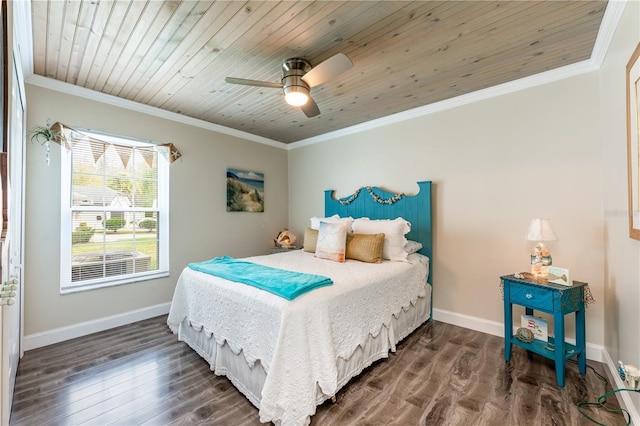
top-left (324, 181), bottom-right (433, 287)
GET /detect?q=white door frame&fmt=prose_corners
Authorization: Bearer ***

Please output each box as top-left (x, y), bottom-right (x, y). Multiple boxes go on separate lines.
top-left (0, 28), bottom-right (26, 426)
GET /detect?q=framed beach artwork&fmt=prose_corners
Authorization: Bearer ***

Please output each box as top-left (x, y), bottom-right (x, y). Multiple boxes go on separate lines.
top-left (226, 168), bottom-right (264, 212)
top-left (627, 42), bottom-right (640, 240)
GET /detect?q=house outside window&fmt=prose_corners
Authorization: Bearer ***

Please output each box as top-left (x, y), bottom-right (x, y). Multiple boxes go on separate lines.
top-left (60, 129), bottom-right (169, 293)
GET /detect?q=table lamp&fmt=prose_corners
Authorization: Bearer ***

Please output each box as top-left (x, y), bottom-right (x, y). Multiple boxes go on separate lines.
top-left (526, 218), bottom-right (557, 278)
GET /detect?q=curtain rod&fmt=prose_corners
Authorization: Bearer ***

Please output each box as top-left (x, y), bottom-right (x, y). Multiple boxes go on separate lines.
top-left (67, 125), bottom-right (161, 146)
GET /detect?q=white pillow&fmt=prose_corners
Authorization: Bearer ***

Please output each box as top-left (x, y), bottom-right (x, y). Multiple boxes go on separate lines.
top-left (352, 217), bottom-right (411, 261)
top-left (404, 240), bottom-right (423, 254)
top-left (310, 214), bottom-right (338, 230)
top-left (314, 221), bottom-right (348, 263)
top-left (310, 215), bottom-right (354, 232)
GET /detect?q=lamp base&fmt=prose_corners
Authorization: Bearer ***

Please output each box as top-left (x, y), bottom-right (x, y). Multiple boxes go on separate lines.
top-left (531, 264), bottom-right (549, 278)
top-left (530, 242), bottom-right (552, 278)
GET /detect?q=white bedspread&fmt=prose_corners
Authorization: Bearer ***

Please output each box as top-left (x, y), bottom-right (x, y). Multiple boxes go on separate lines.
top-left (167, 250), bottom-right (429, 426)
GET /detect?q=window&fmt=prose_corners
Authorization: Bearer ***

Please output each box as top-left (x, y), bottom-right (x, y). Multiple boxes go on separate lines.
top-left (60, 129), bottom-right (169, 293)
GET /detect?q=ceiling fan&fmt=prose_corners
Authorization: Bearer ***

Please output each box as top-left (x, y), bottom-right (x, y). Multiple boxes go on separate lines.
top-left (225, 53), bottom-right (353, 118)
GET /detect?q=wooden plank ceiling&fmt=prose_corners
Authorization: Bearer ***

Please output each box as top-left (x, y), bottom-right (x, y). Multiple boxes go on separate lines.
top-left (31, 1), bottom-right (607, 144)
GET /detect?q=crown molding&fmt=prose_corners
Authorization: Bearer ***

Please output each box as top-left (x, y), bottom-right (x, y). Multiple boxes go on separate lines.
top-left (24, 74), bottom-right (287, 150)
top-left (20, 0), bottom-right (625, 151)
top-left (288, 59), bottom-right (599, 149)
top-left (590, 0), bottom-right (628, 68)
top-left (287, 0), bottom-right (626, 150)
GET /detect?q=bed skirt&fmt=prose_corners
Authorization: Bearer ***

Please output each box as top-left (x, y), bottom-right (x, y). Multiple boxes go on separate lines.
top-left (174, 285), bottom-right (431, 416)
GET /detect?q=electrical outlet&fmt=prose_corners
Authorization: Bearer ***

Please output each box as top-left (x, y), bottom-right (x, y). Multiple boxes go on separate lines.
top-left (618, 361), bottom-right (626, 381)
top-left (618, 360), bottom-right (640, 390)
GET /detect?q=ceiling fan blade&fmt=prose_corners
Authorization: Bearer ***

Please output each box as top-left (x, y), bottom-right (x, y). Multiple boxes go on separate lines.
top-left (301, 53), bottom-right (353, 88)
top-left (225, 77), bottom-right (282, 89)
top-left (301, 97), bottom-right (320, 118)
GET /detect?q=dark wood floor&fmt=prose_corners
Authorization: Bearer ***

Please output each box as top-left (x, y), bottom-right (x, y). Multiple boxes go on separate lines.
top-left (10, 315), bottom-right (625, 425)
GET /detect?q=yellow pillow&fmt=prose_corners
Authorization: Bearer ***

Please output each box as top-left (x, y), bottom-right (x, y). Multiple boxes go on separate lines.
top-left (303, 228), bottom-right (318, 252)
top-left (346, 233), bottom-right (385, 263)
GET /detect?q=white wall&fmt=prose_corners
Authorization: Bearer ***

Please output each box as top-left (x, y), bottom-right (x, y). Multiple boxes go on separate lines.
top-left (24, 84), bottom-right (289, 336)
top-left (18, 6), bottom-right (640, 418)
top-left (289, 72), bottom-right (606, 345)
top-left (600, 0), bottom-right (640, 414)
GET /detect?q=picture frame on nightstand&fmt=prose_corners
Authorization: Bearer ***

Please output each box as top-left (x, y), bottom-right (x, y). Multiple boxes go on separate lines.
top-left (548, 266), bottom-right (571, 286)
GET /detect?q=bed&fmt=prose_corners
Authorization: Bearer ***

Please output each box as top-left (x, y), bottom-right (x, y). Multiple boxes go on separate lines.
top-left (167, 181), bottom-right (433, 426)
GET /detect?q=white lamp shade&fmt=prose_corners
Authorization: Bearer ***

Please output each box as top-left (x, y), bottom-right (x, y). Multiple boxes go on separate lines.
top-left (526, 218), bottom-right (557, 241)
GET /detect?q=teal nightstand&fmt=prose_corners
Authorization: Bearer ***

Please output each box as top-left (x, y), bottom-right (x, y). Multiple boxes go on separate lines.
top-left (501, 274), bottom-right (587, 387)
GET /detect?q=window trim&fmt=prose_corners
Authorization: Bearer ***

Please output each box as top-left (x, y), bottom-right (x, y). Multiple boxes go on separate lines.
top-left (60, 130), bottom-right (170, 294)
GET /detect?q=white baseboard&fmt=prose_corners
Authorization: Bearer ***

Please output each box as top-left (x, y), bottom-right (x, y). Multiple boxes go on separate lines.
top-left (601, 349), bottom-right (640, 425)
top-left (21, 304), bottom-right (609, 363)
top-left (20, 304), bottom-right (639, 422)
top-left (432, 307), bottom-right (605, 362)
top-left (23, 302), bottom-right (171, 351)
top-left (433, 307), bottom-right (639, 423)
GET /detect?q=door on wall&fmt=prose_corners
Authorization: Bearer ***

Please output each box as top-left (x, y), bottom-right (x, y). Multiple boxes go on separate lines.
top-left (0, 35), bottom-right (26, 424)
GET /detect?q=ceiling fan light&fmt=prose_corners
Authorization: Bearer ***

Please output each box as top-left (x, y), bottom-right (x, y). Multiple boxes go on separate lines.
top-left (284, 88), bottom-right (309, 106)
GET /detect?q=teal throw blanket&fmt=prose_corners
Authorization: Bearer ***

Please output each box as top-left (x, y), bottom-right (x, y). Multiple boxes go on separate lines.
top-left (189, 256), bottom-right (333, 300)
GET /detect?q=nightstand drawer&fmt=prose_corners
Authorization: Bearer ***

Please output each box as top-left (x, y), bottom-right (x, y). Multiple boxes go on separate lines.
top-left (509, 284), bottom-right (553, 311)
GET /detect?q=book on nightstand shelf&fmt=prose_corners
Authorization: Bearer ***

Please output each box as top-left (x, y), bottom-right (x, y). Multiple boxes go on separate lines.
top-left (521, 315), bottom-right (548, 342)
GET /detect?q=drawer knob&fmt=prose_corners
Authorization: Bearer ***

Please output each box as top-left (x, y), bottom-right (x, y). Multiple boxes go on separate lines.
top-left (526, 293), bottom-right (533, 299)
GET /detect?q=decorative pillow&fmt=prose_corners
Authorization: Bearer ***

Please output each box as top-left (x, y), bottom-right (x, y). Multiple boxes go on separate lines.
top-left (314, 221), bottom-right (348, 262)
top-left (310, 214), bottom-right (339, 230)
top-left (303, 228), bottom-right (319, 253)
top-left (352, 217), bottom-right (411, 261)
top-left (310, 215), bottom-right (354, 232)
top-left (346, 233), bottom-right (385, 263)
top-left (404, 240), bottom-right (423, 254)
